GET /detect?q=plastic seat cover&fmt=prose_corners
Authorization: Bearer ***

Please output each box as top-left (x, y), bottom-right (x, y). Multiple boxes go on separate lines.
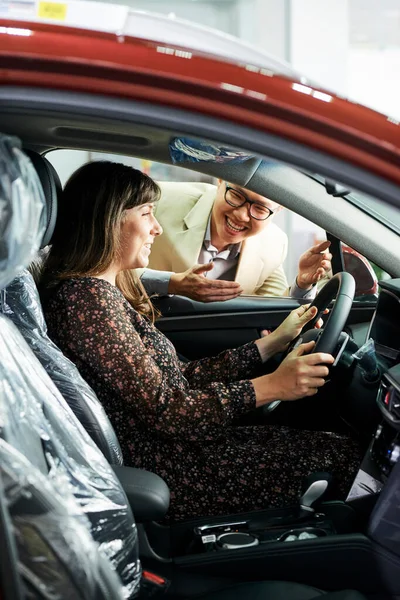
top-left (0, 134), bottom-right (141, 598)
top-left (2, 268), bottom-right (124, 466)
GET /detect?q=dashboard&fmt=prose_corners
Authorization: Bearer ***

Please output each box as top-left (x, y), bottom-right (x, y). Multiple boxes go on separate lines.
top-left (369, 279), bottom-right (400, 364)
top-left (346, 279), bottom-right (400, 500)
top-left (346, 278), bottom-right (400, 565)
top-left (364, 279), bottom-right (400, 477)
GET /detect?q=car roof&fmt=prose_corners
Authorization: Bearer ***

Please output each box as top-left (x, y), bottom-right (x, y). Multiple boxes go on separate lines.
top-left (126, 9), bottom-right (303, 78)
top-left (1, 9), bottom-right (399, 185)
top-left (0, 3), bottom-right (304, 77)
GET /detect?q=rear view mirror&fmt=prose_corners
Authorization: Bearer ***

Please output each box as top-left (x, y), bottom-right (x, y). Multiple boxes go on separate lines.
top-left (342, 245), bottom-right (378, 297)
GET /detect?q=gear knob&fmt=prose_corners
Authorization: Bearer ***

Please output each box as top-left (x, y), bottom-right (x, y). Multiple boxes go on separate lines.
top-left (299, 472), bottom-right (333, 514)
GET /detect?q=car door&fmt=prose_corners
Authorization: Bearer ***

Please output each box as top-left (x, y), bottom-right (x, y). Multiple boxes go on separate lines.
top-left (154, 294), bottom-right (302, 360)
top-left (154, 248), bottom-right (377, 361)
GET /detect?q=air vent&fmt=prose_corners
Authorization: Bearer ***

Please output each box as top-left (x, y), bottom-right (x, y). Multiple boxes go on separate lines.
top-left (392, 389), bottom-right (400, 420)
top-left (378, 377), bottom-right (400, 431)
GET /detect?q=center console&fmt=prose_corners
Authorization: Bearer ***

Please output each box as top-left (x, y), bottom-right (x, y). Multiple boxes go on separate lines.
top-left (189, 513), bottom-right (334, 553)
top-left (181, 472), bottom-right (340, 556)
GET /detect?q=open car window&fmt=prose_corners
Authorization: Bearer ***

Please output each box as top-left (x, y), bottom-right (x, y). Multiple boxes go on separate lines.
top-left (46, 148), bottom-right (393, 303)
top-left (47, 149), bottom-right (328, 299)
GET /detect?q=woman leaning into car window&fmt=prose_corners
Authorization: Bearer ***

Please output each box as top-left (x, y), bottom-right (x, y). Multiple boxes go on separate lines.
top-left (40, 161), bottom-right (362, 522)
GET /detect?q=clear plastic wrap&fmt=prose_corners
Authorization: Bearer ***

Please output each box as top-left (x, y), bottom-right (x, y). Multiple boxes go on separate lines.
top-left (0, 135), bottom-right (46, 289)
top-left (2, 269), bottom-right (124, 466)
top-left (0, 136), bottom-right (141, 598)
top-left (0, 438), bottom-right (124, 600)
top-left (169, 136), bottom-right (254, 164)
top-left (0, 313), bottom-right (141, 599)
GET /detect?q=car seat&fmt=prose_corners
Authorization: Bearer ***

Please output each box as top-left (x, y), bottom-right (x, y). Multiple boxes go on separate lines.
top-left (0, 136), bottom-right (367, 600)
top-left (0, 436), bottom-right (124, 599)
top-left (1, 149), bottom-right (124, 466)
top-left (0, 135), bottom-right (141, 599)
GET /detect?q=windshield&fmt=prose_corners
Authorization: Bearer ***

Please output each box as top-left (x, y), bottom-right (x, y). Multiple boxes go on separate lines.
top-left (348, 191), bottom-right (400, 235)
top-left (308, 173), bottom-right (400, 236)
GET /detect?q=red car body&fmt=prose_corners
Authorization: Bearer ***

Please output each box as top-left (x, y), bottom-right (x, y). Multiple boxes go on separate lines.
top-left (0, 19), bottom-right (399, 187)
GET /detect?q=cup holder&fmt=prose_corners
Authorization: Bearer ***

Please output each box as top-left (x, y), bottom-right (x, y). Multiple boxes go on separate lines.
top-left (216, 531), bottom-right (259, 550)
top-left (278, 527), bottom-right (327, 542)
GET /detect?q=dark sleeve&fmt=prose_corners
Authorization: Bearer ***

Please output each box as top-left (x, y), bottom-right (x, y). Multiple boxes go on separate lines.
top-left (179, 343), bottom-right (262, 388)
top-left (54, 283), bottom-right (256, 441)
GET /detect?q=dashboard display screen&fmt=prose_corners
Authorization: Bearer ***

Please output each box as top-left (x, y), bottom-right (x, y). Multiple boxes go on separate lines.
top-left (370, 290), bottom-right (400, 362)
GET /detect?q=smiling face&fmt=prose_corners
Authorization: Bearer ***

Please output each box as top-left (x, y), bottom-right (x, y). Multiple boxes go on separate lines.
top-left (210, 181), bottom-right (282, 251)
top-left (118, 203), bottom-right (162, 270)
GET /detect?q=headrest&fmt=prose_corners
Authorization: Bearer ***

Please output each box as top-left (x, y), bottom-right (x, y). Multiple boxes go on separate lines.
top-left (0, 135), bottom-right (47, 289)
top-left (24, 150), bottom-right (61, 248)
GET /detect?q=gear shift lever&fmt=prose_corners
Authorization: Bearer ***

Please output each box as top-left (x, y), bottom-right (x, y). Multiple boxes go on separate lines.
top-left (298, 472), bottom-right (333, 519)
top-left (254, 472), bottom-right (334, 529)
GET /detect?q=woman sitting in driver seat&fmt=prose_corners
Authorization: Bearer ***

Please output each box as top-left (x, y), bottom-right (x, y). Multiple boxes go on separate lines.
top-left (41, 161), bottom-right (362, 522)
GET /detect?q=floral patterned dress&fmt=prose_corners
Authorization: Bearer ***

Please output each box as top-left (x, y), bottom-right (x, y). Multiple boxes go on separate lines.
top-left (45, 277), bottom-right (362, 522)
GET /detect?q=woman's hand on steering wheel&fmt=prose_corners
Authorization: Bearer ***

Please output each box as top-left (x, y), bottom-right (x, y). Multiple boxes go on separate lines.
top-left (260, 304), bottom-right (326, 358)
top-left (256, 272), bottom-right (356, 413)
top-left (253, 340), bottom-right (334, 407)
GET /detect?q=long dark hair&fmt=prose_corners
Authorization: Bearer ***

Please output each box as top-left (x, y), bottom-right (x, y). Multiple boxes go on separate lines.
top-left (41, 161), bottom-right (161, 319)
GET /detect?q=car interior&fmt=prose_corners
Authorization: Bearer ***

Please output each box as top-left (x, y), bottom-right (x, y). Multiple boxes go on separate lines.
top-left (1, 87), bottom-right (400, 600)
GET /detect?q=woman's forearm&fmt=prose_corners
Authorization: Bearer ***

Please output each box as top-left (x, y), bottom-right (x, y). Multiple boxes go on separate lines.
top-left (254, 331), bottom-right (285, 363)
top-left (251, 374), bottom-right (280, 407)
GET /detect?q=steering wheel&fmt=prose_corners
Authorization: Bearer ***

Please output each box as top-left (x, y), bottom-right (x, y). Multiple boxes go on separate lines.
top-left (264, 272), bottom-right (356, 413)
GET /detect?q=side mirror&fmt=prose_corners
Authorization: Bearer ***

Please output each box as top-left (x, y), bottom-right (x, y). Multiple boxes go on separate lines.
top-left (342, 245), bottom-right (378, 296)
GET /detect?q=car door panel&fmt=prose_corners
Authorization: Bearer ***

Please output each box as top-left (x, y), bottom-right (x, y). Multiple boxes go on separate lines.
top-left (154, 296), bottom-right (376, 360)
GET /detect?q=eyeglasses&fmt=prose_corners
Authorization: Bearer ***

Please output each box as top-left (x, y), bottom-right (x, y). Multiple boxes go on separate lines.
top-left (224, 185), bottom-right (274, 221)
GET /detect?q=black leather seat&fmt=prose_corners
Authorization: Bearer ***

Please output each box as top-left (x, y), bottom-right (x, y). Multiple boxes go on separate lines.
top-left (0, 140), bottom-right (367, 600)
